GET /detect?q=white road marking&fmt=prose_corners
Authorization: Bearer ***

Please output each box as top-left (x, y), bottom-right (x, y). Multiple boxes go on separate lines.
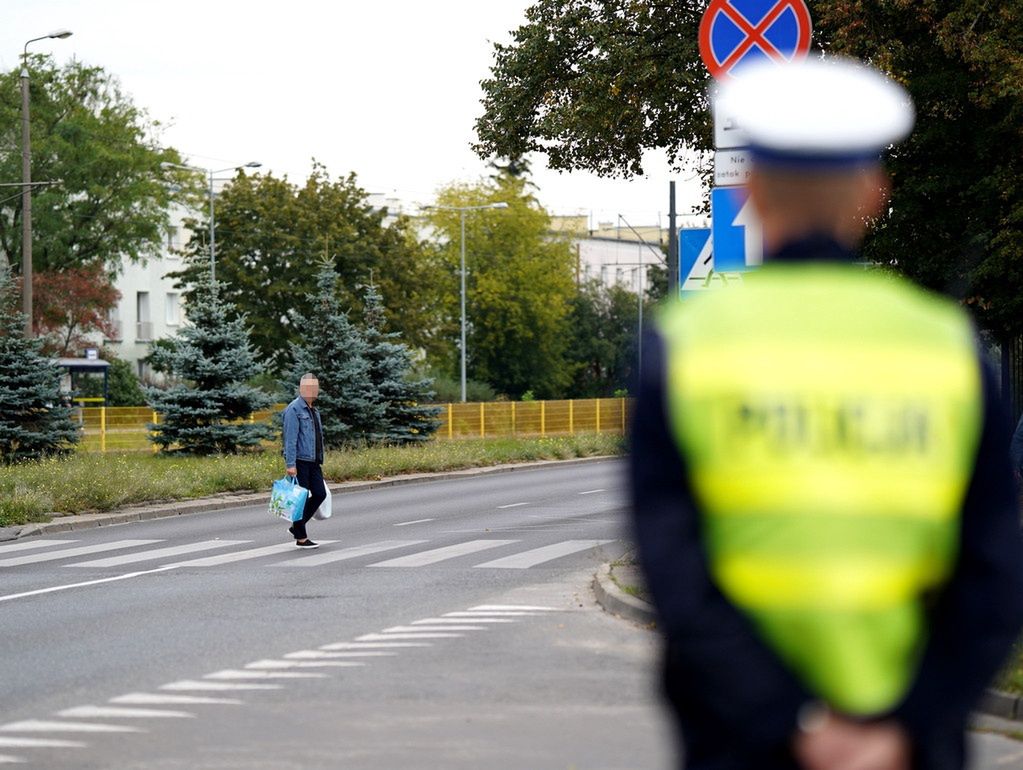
top-left (356, 632), bottom-right (462, 641)
top-left (0, 720), bottom-right (140, 734)
top-left (0, 565), bottom-right (178, 604)
top-left (245, 659), bottom-right (371, 669)
top-left (0, 737), bottom-right (85, 748)
top-left (382, 625), bottom-right (485, 632)
top-left (168, 541), bottom-right (335, 567)
top-left (393, 519), bottom-right (435, 527)
top-left (0, 755), bottom-right (24, 763)
top-left (159, 680), bottom-right (282, 691)
top-left (497, 502), bottom-right (530, 509)
top-left (578, 488), bottom-right (605, 495)
top-left (111, 693), bottom-right (242, 706)
top-left (68, 540), bottom-right (249, 568)
top-left (284, 650), bottom-right (390, 659)
top-left (320, 641), bottom-right (432, 650)
top-left (369, 539), bottom-right (518, 567)
top-left (57, 706), bottom-right (193, 719)
top-left (0, 539), bottom-right (77, 554)
top-left (444, 611), bottom-right (543, 617)
top-left (203, 670), bottom-right (327, 680)
top-left (470, 604), bottom-right (562, 611)
top-left (0, 540), bottom-right (161, 568)
top-left (474, 539), bottom-right (615, 569)
top-left (410, 618), bottom-right (515, 625)
top-left (275, 540), bottom-right (427, 566)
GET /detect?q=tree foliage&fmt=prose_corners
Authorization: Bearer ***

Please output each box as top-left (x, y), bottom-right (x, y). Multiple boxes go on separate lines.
top-left (427, 173), bottom-right (578, 399)
top-left (475, 0), bottom-right (710, 176)
top-left (172, 163), bottom-right (443, 374)
top-left (361, 282), bottom-right (440, 443)
top-left (0, 266), bottom-right (77, 462)
top-left (77, 351), bottom-right (147, 407)
top-left (476, 1), bottom-right (1023, 337)
top-left (147, 273), bottom-right (273, 454)
top-left (810, 2), bottom-right (1023, 339)
top-left (0, 56), bottom-right (190, 274)
top-left (566, 279), bottom-right (642, 397)
top-left (32, 264), bottom-right (119, 357)
top-left (286, 260), bottom-right (383, 447)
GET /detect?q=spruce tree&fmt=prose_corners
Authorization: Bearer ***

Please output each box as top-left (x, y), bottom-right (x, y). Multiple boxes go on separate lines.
top-left (361, 282), bottom-right (440, 444)
top-left (0, 266), bottom-right (78, 462)
top-left (147, 272), bottom-right (273, 454)
top-left (287, 260), bottom-right (383, 447)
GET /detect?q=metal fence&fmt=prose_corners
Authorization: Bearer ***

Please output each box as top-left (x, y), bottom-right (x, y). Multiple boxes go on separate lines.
top-left (71, 398), bottom-right (630, 453)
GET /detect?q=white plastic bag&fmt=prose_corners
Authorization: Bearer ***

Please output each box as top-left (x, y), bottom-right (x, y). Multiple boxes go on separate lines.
top-left (314, 481), bottom-right (332, 520)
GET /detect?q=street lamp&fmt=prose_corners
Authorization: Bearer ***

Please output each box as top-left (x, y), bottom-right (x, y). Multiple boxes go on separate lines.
top-left (161, 160), bottom-right (261, 280)
top-left (424, 202), bottom-right (509, 402)
top-left (21, 29), bottom-right (73, 338)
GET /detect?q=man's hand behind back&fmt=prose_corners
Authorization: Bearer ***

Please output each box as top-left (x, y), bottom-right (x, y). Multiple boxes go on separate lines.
top-left (794, 715), bottom-right (911, 770)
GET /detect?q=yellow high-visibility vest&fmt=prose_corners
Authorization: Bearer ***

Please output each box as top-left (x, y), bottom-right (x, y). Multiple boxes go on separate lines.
top-left (661, 263), bottom-right (982, 715)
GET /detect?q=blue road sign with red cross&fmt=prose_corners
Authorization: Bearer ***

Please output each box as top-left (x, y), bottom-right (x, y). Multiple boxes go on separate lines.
top-left (699, 0), bottom-right (812, 80)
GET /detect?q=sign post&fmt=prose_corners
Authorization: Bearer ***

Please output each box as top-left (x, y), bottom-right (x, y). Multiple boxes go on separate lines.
top-left (698, 0), bottom-right (812, 278)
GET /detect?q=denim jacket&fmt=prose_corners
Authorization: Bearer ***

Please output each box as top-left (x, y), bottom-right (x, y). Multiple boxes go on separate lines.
top-left (282, 396), bottom-right (323, 467)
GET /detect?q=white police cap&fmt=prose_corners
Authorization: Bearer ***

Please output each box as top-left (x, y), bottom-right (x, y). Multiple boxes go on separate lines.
top-left (715, 57), bottom-right (915, 167)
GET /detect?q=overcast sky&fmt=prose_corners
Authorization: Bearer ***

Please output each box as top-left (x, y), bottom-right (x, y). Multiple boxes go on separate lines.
top-left (3, 0), bottom-right (708, 228)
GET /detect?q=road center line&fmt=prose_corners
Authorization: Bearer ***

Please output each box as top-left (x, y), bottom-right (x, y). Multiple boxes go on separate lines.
top-left (578, 489), bottom-right (605, 495)
top-left (497, 502), bottom-right (530, 509)
top-left (0, 565), bottom-right (179, 604)
top-left (393, 518), bottom-right (435, 527)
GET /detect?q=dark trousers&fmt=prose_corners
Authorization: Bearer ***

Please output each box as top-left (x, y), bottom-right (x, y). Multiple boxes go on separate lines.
top-left (291, 460), bottom-right (325, 540)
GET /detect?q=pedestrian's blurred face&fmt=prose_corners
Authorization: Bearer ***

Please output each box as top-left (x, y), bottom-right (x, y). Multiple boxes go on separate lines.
top-left (300, 378), bottom-right (319, 402)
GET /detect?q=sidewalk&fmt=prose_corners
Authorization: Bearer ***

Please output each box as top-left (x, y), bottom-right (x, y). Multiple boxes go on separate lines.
top-left (592, 561), bottom-right (1023, 726)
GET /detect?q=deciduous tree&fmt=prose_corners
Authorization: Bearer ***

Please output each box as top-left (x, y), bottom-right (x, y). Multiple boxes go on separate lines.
top-left (427, 172), bottom-right (578, 399)
top-left (172, 163), bottom-right (443, 374)
top-left (475, 1), bottom-right (1023, 338)
top-left (32, 264), bottom-right (119, 357)
top-left (0, 56), bottom-right (190, 274)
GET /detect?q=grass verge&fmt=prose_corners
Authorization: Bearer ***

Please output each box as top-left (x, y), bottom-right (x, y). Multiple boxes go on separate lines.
top-left (996, 645), bottom-right (1023, 696)
top-left (0, 434), bottom-right (624, 528)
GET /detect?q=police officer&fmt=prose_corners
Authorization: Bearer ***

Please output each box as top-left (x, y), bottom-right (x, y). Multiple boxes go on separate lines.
top-left (630, 58), bottom-right (1023, 770)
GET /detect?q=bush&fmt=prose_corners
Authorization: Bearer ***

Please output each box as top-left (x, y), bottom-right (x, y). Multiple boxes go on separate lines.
top-left (76, 352), bottom-right (147, 406)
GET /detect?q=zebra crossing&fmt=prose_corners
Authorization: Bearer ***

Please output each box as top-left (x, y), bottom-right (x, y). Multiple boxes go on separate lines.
top-left (0, 602), bottom-right (568, 765)
top-left (0, 536), bottom-right (615, 571)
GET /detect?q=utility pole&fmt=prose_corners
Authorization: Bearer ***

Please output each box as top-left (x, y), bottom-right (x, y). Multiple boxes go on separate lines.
top-left (668, 181), bottom-right (679, 298)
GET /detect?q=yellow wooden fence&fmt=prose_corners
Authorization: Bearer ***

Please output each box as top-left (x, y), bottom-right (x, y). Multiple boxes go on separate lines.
top-left (71, 398), bottom-right (630, 453)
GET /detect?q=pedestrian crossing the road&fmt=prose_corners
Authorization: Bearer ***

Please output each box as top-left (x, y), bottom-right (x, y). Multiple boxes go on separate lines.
top-left (0, 536), bottom-right (617, 572)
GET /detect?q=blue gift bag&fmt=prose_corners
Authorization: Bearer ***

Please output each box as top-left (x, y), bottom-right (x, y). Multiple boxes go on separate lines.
top-left (269, 476), bottom-right (309, 522)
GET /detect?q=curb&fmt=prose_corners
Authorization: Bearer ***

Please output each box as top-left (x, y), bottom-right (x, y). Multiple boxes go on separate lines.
top-left (0, 455), bottom-right (618, 542)
top-left (591, 562), bottom-right (1022, 724)
top-left (592, 563), bottom-right (656, 627)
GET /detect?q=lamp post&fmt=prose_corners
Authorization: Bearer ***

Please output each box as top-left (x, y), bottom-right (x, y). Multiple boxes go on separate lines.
top-left (161, 160), bottom-right (261, 280)
top-left (425, 202), bottom-right (508, 402)
top-left (21, 29), bottom-right (72, 338)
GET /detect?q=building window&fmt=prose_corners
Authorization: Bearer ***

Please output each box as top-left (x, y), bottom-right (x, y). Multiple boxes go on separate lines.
top-left (136, 292), bottom-right (152, 342)
top-left (165, 293), bottom-right (180, 326)
top-left (167, 226), bottom-right (178, 252)
top-left (105, 306), bottom-right (122, 342)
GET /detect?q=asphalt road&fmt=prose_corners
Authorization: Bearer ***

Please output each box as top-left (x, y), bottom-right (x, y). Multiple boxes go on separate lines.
top-left (0, 458), bottom-right (1020, 769)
